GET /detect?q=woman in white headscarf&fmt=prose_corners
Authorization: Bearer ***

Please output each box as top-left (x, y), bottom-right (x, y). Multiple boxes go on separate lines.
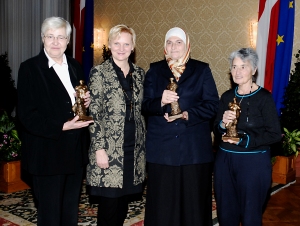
top-left (142, 27), bottom-right (219, 226)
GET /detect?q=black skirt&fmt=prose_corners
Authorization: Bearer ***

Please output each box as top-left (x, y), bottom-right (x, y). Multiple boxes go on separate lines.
top-left (144, 162), bottom-right (213, 226)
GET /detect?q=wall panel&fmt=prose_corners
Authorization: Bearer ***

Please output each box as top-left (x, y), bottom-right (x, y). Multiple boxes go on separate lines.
top-left (94, 0), bottom-right (300, 96)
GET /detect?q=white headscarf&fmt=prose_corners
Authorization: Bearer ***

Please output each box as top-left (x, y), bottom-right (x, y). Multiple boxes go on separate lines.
top-left (164, 27), bottom-right (190, 81)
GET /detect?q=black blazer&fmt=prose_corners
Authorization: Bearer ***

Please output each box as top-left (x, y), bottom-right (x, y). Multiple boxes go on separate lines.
top-left (17, 50), bottom-right (88, 175)
top-left (142, 59), bottom-right (219, 166)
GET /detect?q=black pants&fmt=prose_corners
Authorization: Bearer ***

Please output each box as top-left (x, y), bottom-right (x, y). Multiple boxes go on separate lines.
top-left (97, 195), bottom-right (129, 226)
top-left (144, 162), bottom-right (213, 226)
top-left (32, 168), bottom-right (83, 226)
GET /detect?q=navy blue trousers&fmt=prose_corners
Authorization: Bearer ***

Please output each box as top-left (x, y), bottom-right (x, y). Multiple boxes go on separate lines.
top-left (214, 149), bottom-right (272, 226)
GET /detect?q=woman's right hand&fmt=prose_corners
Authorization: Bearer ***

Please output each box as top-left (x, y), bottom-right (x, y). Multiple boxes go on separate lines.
top-left (161, 90), bottom-right (179, 106)
top-left (96, 149), bottom-right (109, 169)
top-left (222, 110), bottom-right (236, 126)
top-left (63, 116), bottom-right (94, 131)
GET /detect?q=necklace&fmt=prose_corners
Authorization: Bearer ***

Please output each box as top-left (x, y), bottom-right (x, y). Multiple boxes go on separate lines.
top-left (237, 84), bottom-right (252, 105)
top-left (236, 84), bottom-right (253, 123)
top-left (122, 72), bottom-right (134, 120)
top-left (246, 87), bottom-right (252, 122)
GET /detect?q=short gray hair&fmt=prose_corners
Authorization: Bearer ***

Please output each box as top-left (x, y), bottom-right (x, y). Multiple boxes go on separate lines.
top-left (108, 24), bottom-right (136, 48)
top-left (229, 48), bottom-right (258, 70)
top-left (229, 48), bottom-right (258, 82)
top-left (41, 17), bottom-right (71, 40)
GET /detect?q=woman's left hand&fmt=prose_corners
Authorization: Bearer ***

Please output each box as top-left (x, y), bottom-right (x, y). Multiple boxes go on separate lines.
top-left (62, 115), bottom-right (94, 131)
top-left (164, 111), bottom-right (188, 122)
top-left (182, 111), bottom-right (188, 120)
top-left (222, 138), bottom-right (238, 144)
top-left (83, 91), bottom-right (91, 108)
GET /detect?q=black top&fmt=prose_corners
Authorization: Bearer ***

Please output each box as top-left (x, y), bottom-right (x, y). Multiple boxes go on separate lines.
top-left (214, 86), bottom-right (282, 153)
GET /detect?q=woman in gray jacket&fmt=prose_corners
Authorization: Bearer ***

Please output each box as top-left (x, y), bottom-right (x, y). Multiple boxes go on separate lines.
top-left (86, 24), bottom-right (146, 226)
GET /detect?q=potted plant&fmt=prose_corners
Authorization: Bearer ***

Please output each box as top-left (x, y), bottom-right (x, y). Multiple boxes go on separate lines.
top-left (272, 128), bottom-right (300, 184)
top-left (0, 111), bottom-right (21, 161)
top-left (0, 110), bottom-right (29, 192)
top-left (281, 128), bottom-right (300, 157)
top-left (274, 50), bottom-right (300, 181)
top-left (102, 44), bottom-right (111, 62)
top-left (0, 52), bottom-right (17, 115)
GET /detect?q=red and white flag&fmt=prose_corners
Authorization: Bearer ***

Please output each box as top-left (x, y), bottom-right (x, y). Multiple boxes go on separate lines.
top-left (73, 0), bottom-right (86, 64)
top-left (256, 0), bottom-right (279, 89)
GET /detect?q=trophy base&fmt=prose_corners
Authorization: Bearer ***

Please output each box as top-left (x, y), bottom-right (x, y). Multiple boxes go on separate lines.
top-left (222, 136), bottom-right (240, 142)
top-left (69, 115), bottom-right (93, 121)
top-left (169, 113), bottom-right (183, 121)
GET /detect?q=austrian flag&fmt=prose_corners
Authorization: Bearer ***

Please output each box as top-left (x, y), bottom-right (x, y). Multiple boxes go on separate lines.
top-left (256, 0), bottom-right (295, 115)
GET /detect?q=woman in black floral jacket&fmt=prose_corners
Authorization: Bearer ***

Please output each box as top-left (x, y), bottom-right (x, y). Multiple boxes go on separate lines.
top-left (86, 24), bottom-right (146, 226)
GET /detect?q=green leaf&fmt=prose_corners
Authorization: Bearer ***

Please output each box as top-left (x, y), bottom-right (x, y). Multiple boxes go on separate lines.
top-left (11, 129), bottom-right (19, 140)
top-left (291, 144), bottom-right (296, 153)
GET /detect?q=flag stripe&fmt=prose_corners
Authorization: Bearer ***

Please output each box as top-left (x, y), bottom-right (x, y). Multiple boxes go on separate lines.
top-left (258, 0), bottom-right (266, 19)
top-left (256, 0), bottom-right (279, 87)
top-left (82, 0), bottom-right (94, 82)
top-left (73, 0), bottom-right (85, 64)
top-left (263, 2), bottom-right (280, 92)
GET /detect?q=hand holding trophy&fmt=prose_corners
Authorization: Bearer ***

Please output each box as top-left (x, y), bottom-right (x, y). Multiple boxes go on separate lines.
top-left (167, 78), bottom-right (183, 120)
top-left (222, 97), bottom-right (241, 142)
top-left (72, 80), bottom-right (93, 121)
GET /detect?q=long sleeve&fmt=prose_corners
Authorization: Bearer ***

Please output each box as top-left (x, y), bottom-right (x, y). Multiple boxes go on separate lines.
top-left (18, 59), bottom-right (66, 140)
top-left (88, 66), bottom-right (108, 152)
top-left (142, 59), bottom-right (219, 165)
top-left (142, 63), bottom-right (170, 116)
top-left (214, 87), bottom-right (282, 152)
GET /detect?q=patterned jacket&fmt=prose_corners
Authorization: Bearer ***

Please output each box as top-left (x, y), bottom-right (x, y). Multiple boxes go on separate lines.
top-left (86, 58), bottom-right (146, 188)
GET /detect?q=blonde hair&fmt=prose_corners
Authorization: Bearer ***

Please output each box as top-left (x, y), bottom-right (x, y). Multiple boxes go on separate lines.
top-left (108, 24), bottom-right (136, 48)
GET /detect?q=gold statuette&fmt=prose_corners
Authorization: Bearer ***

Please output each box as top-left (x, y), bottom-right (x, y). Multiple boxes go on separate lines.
top-left (71, 80), bottom-right (93, 121)
top-left (167, 78), bottom-right (182, 120)
top-left (222, 97), bottom-right (240, 142)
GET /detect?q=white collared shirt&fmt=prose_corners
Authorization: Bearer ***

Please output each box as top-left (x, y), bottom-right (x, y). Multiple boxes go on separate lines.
top-left (44, 49), bottom-right (75, 105)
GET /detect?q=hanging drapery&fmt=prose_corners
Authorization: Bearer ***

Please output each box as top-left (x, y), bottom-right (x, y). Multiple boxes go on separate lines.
top-left (0, 0), bottom-right (71, 85)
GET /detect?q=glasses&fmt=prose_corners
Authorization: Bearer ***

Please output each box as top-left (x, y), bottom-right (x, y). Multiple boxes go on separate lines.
top-left (43, 35), bottom-right (68, 42)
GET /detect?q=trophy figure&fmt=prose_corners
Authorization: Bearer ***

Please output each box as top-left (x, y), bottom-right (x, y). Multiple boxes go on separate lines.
top-left (167, 78), bottom-right (183, 120)
top-left (72, 80), bottom-right (93, 121)
top-left (222, 97), bottom-right (240, 142)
